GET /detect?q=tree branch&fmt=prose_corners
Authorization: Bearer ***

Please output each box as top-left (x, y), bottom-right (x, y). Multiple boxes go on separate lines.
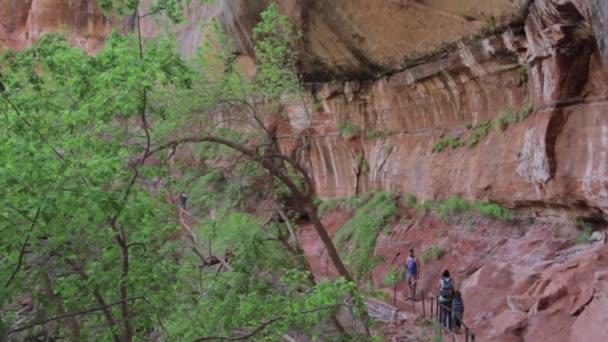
top-left (4, 207), bottom-right (41, 288)
top-left (8, 297), bottom-right (144, 335)
top-left (192, 304), bottom-right (341, 341)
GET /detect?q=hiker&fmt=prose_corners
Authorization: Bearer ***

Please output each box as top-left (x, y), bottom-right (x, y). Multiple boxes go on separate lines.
top-left (438, 269), bottom-right (454, 330)
top-left (178, 192), bottom-right (188, 210)
top-left (405, 248), bottom-right (419, 300)
top-left (453, 290), bottom-right (465, 332)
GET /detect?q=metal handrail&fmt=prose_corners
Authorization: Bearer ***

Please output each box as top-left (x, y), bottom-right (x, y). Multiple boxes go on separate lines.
top-left (430, 295), bottom-right (475, 342)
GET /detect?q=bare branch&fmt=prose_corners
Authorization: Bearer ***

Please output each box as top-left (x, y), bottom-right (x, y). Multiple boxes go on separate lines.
top-left (8, 297), bottom-right (144, 335)
top-left (4, 207), bottom-right (41, 288)
top-left (192, 304), bottom-right (341, 341)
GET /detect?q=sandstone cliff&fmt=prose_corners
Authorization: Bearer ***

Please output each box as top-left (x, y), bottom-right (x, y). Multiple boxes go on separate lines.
top-left (3, 0), bottom-right (607, 214)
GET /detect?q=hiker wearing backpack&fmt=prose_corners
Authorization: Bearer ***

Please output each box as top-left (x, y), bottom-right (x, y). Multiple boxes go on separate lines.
top-left (405, 248), bottom-right (419, 300)
top-left (438, 269), bottom-right (454, 330)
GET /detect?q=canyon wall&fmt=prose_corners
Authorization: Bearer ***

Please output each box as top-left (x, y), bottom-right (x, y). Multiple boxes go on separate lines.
top-left (275, 0), bottom-right (608, 216)
top-left (3, 0), bottom-right (608, 215)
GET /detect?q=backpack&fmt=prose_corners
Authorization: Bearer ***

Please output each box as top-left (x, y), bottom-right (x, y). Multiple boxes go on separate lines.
top-left (440, 278), bottom-right (454, 300)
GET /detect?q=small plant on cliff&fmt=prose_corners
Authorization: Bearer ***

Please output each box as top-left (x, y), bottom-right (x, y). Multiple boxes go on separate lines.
top-left (468, 120), bottom-right (493, 147)
top-left (420, 245), bottom-right (444, 263)
top-left (338, 121), bottom-right (361, 139)
top-left (431, 137), bottom-right (464, 153)
top-left (366, 129), bottom-right (386, 140)
top-left (494, 97), bottom-right (533, 132)
top-left (334, 192), bottom-right (399, 281)
top-left (403, 193), bottom-right (418, 207)
top-left (517, 64), bottom-right (529, 86)
top-left (573, 219), bottom-right (594, 244)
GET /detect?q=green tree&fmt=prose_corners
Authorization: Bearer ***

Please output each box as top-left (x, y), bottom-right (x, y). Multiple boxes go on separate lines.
top-left (1, 2), bottom-right (374, 341)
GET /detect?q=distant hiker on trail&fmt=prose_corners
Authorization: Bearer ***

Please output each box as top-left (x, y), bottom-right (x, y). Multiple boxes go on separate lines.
top-left (405, 248), bottom-right (419, 300)
top-left (178, 192), bottom-right (188, 210)
top-left (438, 269), bottom-right (454, 330)
top-left (453, 290), bottom-right (465, 332)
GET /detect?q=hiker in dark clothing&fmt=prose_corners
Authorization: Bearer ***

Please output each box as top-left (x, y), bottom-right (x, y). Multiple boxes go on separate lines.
top-left (453, 291), bottom-right (465, 332)
top-left (438, 269), bottom-right (454, 330)
top-left (178, 192), bottom-right (188, 210)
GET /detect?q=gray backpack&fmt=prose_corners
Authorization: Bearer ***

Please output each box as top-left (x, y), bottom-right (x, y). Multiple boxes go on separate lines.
top-left (440, 278), bottom-right (454, 300)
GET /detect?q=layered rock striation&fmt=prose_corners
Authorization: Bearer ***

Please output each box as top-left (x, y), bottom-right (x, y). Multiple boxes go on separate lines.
top-left (2, 0), bottom-right (608, 215)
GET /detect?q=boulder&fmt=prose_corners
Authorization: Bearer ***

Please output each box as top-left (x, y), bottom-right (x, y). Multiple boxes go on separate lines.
top-left (569, 287), bottom-right (594, 316)
top-left (589, 231), bottom-right (606, 244)
top-left (491, 310), bottom-right (529, 335)
top-left (530, 285), bottom-right (568, 314)
top-left (570, 295), bottom-right (608, 342)
top-left (506, 295), bottom-right (536, 312)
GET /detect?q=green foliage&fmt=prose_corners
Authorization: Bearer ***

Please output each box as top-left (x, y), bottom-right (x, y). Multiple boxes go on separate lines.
top-left (420, 245), bottom-right (444, 263)
top-left (334, 192), bottom-right (398, 281)
top-left (494, 97), bottom-right (532, 132)
top-left (0, 32), bottom-right (189, 341)
top-left (318, 193), bottom-right (371, 216)
top-left (366, 129), bottom-right (386, 140)
top-left (403, 193), bottom-right (417, 207)
top-left (415, 196), bottom-right (515, 222)
top-left (382, 267), bottom-right (406, 286)
top-left (468, 120), bottom-right (493, 147)
top-left (431, 137), bottom-right (464, 153)
top-left (253, 3), bottom-right (301, 97)
top-left (573, 219), bottom-right (594, 244)
top-left (517, 64), bottom-right (529, 86)
top-left (338, 122), bottom-right (361, 139)
top-left (433, 97), bottom-right (533, 153)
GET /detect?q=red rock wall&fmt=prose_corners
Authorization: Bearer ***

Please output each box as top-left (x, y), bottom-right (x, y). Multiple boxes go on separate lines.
top-left (276, 0), bottom-right (608, 214)
top-left (0, 0), bottom-right (113, 52)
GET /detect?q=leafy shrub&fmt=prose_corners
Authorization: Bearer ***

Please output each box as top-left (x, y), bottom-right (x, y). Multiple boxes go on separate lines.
top-left (431, 137), bottom-right (464, 153)
top-left (366, 129), bottom-right (386, 139)
top-left (334, 192), bottom-right (399, 281)
top-left (420, 245), bottom-right (444, 263)
top-left (468, 120), bottom-right (492, 147)
top-left (517, 64), bottom-right (528, 85)
top-left (415, 196), bottom-right (515, 222)
top-left (493, 97), bottom-right (532, 132)
top-left (382, 266), bottom-right (406, 286)
top-left (317, 193), bottom-right (371, 216)
top-left (517, 97), bottom-right (532, 121)
top-left (573, 219), bottom-right (593, 244)
top-left (434, 98), bottom-right (534, 153)
top-left (337, 121), bottom-right (361, 139)
top-left (403, 193), bottom-right (417, 207)
top-left (494, 107), bottom-right (516, 131)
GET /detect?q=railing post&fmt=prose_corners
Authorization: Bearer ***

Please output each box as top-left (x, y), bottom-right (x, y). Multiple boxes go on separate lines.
top-left (422, 289), bottom-right (426, 318)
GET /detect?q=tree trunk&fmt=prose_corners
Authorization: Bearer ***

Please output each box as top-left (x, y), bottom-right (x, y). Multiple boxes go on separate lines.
top-left (41, 272), bottom-right (81, 340)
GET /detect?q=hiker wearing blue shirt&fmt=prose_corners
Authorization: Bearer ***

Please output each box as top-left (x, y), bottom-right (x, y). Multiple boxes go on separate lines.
top-left (439, 269), bottom-right (454, 330)
top-left (405, 248), bottom-right (420, 300)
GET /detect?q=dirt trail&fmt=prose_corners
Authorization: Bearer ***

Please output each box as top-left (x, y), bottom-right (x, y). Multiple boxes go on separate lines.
top-left (299, 210), bottom-right (608, 341)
